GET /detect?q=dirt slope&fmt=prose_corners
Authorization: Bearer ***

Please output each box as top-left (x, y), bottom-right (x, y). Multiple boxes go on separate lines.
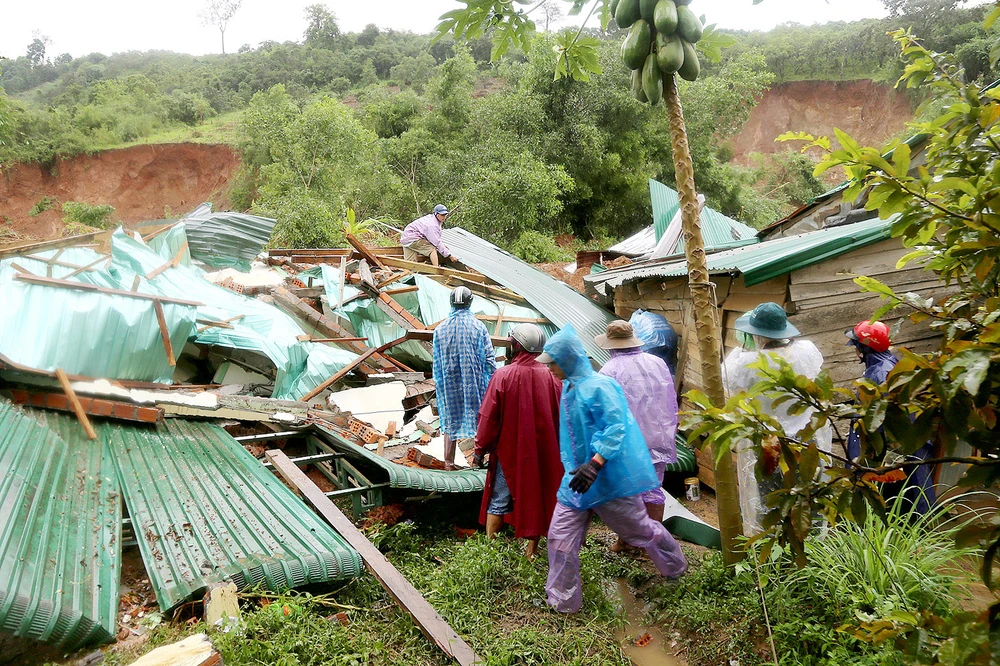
top-left (0, 143), bottom-right (240, 241)
top-left (729, 80), bottom-right (915, 181)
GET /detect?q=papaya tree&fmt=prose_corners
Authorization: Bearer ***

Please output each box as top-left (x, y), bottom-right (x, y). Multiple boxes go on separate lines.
top-left (436, 0), bottom-right (745, 564)
top-left (686, 5), bottom-right (1000, 660)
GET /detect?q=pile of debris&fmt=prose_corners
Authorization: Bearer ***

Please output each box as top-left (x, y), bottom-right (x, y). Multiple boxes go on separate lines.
top-left (0, 208), bottom-right (623, 659)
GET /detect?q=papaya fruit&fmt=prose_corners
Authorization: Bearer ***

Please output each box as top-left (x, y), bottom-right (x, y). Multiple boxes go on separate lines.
top-left (631, 68), bottom-right (648, 103)
top-left (610, 0), bottom-right (621, 19)
top-left (615, 0), bottom-right (641, 28)
top-left (620, 19), bottom-right (651, 70)
top-left (653, 0), bottom-right (678, 35)
top-left (656, 32), bottom-right (684, 73)
top-left (642, 54), bottom-right (662, 105)
top-left (640, 0), bottom-right (658, 23)
top-left (678, 39), bottom-right (700, 81)
top-left (676, 5), bottom-right (703, 42)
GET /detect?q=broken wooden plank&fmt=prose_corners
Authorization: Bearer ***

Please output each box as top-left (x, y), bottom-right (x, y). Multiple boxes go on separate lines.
top-left (8, 388), bottom-right (164, 423)
top-left (406, 329), bottom-right (511, 348)
top-left (374, 256), bottom-right (492, 285)
top-left (346, 233), bottom-right (386, 269)
top-left (0, 231), bottom-right (105, 259)
top-left (55, 368), bottom-right (98, 440)
top-left (383, 285), bottom-right (419, 297)
top-left (152, 299), bottom-right (177, 367)
top-left (447, 275), bottom-right (528, 305)
top-left (475, 314), bottom-right (549, 325)
top-left (140, 221), bottom-right (181, 243)
top-left (12, 273), bottom-right (202, 306)
top-left (265, 450), bottom-right (482, 666)
top-left (373, 291), bottom-right (427, 330)
top-left (145, 242), bottom-right (188, 280)
top-left (297, 336), bottom-right (369, 343)
top-left (271, 287), bottom-right (395, 373)
top-left (301, 348), bottom-right (379, 402)
top-left (377, 270), bottom-right (412, 289)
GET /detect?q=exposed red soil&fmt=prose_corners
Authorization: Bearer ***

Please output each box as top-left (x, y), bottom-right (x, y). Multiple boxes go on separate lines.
top-left (729, 80), bottom-right (915, 183)
top-left (0, 143), bottom-right (240, 241)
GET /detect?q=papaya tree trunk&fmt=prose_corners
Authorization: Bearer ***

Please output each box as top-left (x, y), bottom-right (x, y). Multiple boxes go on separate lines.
top-left (664, 74), bottom-right (744, 565)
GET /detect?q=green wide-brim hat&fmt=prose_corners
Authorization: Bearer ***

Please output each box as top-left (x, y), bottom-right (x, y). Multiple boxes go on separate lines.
top-left (734, 302), bottom-right (800, 339)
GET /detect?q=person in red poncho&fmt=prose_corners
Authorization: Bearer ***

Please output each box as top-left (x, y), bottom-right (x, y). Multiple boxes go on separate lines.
top-left (473, 323), bottom-right (563, 559)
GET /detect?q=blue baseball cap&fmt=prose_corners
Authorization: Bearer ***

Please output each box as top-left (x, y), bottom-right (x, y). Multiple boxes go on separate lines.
top-left (433, 204), bottom-right (450, 216)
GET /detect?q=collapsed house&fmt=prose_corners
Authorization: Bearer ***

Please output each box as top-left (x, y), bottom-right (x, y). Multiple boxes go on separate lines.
top-left (0, 204), bottom-right (711, 656)
top-left (584, 177), bottom-right (960, 490)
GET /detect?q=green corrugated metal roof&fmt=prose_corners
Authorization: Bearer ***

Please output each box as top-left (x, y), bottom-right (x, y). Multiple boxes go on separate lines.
top-left (442, 228), bottom-right (617, 365)
top-left (315, 425), bottom-right (486, 493)
top-left (589, 217), bottom-right (894, 289)
top-left (0, 401), bottom-right (120, 650)
top-left (181, 203), bottom-right (276, 271)
top-left (650, 179), bottom-right (758, 251)
top-left (108, 419), bottom-right (362, 610)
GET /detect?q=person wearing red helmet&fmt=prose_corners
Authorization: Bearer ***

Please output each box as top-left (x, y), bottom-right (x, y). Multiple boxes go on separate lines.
top-left (845, 320), bottom-right (935, 514)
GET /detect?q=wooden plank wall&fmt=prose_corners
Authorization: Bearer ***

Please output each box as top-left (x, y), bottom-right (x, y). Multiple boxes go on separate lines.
top-left (612, 237), bottom-right (945, 396)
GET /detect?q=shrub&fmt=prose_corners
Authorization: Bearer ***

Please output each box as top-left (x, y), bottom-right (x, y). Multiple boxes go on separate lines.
top-left (28, 195), bottom-right (57, 216)
top-left (61, 201), bottom-right (115, 228)
top-left (509, 229), bottom-right (572, 263)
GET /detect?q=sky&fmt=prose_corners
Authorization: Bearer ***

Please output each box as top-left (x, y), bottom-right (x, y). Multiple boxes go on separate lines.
top-left (0, 0), bottom-right (888, 61)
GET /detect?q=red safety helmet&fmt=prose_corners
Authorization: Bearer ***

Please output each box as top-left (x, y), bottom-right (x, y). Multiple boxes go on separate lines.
top-left (846, 320), bottom-right (891, 353)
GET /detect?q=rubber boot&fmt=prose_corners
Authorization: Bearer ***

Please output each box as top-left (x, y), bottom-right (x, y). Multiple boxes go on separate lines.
top-left (645, 502), bottom-right (665, 524)
top-left (443, 435), bottom-right (457, 470)
top-left (485, 513), bottom-right (504, 538)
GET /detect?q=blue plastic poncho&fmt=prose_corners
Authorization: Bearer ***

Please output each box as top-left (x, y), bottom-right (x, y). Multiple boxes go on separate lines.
top-left (542, 323), bottom-right (658, 510)
top-left (432, 308), bottom-right (496, 438)
top-left (629, 309), bottom-right (679, 376)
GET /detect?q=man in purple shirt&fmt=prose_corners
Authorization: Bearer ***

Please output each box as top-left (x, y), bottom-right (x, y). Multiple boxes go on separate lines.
top-left (596, 320), bottom-right (678, 553)
top-left (401, 204), bottom-right (455, 267)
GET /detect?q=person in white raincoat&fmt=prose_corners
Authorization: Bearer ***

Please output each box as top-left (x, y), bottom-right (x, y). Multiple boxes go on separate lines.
top-left (723, 302), bottom-right (832, 535)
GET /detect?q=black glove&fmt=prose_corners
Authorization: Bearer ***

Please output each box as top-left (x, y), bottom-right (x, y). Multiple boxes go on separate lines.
top-left (473, 452), bottom-right (486, 468)
top-left (568, 458), bottom-right (603, 494)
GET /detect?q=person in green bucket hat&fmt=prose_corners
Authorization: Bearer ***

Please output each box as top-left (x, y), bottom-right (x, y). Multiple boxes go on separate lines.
top-left (723, 302), bottom-right (832, 535)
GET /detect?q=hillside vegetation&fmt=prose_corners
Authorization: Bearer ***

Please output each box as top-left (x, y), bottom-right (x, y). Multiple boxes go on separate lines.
top-left (0, 2), bottom-right (995, 250)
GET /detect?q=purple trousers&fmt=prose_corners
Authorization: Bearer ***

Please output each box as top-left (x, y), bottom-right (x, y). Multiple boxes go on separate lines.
top-left (546, 495), bottom-right (688, 613)
top-left (639, 461), bottom-right (667, 505)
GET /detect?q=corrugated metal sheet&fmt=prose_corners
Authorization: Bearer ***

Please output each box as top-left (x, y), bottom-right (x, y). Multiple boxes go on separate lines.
top-left (663, 437), bottom-right (697, 475)
top-left (315, 425), bottom-right (486, 493)
top-left (650, 179), bottom-right (758, 252)
top-left (108, 229), bottom-right (357, 399)
top-left (0, 401), bottom-right (120, 649)
top-left (108, 419), bottom-right (362, 610)
top-left (610, 225), bottom-right (657, 256)
top-left (182, 203), bottom-right (276, 271)
top-left (442, 228), bottom-right (617, 365)
top-left (651, 179), bottom-right (681, 241)
top-left (587, 217), bottom-right (894, 290)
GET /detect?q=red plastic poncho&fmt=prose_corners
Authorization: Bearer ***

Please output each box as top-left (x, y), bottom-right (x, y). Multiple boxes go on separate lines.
top-left (475, 351), bottom-right (564, 539)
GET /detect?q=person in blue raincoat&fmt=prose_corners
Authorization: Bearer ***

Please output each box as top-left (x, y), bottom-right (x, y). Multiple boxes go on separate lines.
top-left (845, 320), bottom-right (935, 514)
top-left (628, 309), bottom-right (679, 377)
top-left (536, 323), bottom-right (687, 613)
top-left (433, 286), bottom-right (496, 469)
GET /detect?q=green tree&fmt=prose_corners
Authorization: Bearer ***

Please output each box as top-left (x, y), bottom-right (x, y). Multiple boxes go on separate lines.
top-left (200, 0), bottom-right (243, 54)
top-left (303, 4), bottom-right (340, 50)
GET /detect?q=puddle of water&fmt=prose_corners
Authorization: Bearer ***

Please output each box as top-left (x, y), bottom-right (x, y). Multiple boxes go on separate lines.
top-left (615, 578), bottom-right (683, 666)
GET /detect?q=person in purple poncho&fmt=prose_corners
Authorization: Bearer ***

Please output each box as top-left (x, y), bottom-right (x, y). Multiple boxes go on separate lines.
top-left (596, 320), bottom-right (679, 552)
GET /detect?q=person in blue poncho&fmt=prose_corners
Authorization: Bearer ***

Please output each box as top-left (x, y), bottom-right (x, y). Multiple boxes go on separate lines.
top-left (628, 309), bottom-right (679, 377)
top-left (536, 323), bottom-right (687, 613)
top-left (433, 286), bottom-right (496, 469)
top-left (845, 320), bottom-right (935, 514)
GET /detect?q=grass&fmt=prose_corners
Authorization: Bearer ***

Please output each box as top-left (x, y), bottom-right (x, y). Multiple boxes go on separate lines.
top-left (89, 111), bottom-right (242, 152)
top-left (84, 517), bottom-right (652, 666)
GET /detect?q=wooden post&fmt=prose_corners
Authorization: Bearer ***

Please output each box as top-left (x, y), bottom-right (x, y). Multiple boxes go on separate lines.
top-left (55, 369), bottom-right (98, 440)
top-left (346, 233), bottom-right (385, 269)
top-left (266, 450), bottom-right (482, 666)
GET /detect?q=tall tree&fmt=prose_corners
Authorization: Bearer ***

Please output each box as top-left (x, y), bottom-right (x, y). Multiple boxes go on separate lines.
top-left (303, 4), bottom-right (340, 50)
top-left (200, 0), bottom-right (243, 55)
top-left (26, 31), bottom-right (51, 67)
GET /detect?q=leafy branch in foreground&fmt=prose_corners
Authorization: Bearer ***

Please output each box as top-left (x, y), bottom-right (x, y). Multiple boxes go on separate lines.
top-left (690, 8), bottom-right (1000, 664)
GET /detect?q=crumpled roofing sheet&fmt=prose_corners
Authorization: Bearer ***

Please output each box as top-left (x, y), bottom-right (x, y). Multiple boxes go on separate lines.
top-left (315, 424), bottom-right (486, 493)
top-left (442, 228), bottom-right (617, 365)
top-left (108, 418), bottom-right (362, 610)
top-left (0, 250), bottom-right (198, 384)
top-left (181, 202), bottom-right (276, 271)
top-left (0, 401), bottom-right (120, 649)
top-left (106, 229), bottom-right (357, 399)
